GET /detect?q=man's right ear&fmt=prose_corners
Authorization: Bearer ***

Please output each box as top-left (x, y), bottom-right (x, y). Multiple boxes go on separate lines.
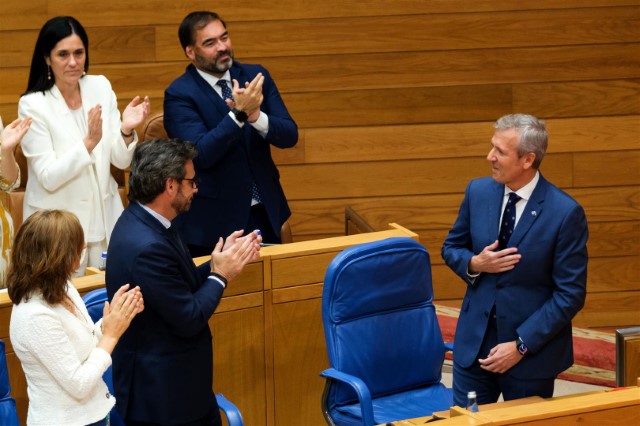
top-left (185, 46), bottom-right (194, 60)
top-left (165, 178), bottom-right (175, 193)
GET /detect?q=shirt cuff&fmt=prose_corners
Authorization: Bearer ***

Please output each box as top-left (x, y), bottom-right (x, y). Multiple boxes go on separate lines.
top-left (207, 275), bottom-right (226, 289)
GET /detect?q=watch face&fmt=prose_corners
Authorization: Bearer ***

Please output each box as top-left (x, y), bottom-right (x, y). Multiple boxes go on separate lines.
top-left (233, 109), bottom-right (248, 122)
top-left (517, 342), bottom-right (528, 355)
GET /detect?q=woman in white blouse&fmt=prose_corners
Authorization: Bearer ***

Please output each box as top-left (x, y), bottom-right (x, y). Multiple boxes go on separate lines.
top-left (8, 209), bottom-right (144, 426)
top-left (18, 16), bottom-right (150, 274)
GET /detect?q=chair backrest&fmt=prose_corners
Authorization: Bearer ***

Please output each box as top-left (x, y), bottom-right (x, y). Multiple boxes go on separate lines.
top-left (81, 289), bottom-right (125, 426)
top-left (0, 340), bottom-right (20, 425)
top-left (141, 112), bottom-right (168, 141)
top-left (83, 288), bottom-right (108, 323)
top-left (322, 237), bottom-right (445, 407)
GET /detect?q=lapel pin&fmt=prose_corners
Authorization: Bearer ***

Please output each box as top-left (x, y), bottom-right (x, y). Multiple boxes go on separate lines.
top-left (531, 211), bottom-right (537, 217)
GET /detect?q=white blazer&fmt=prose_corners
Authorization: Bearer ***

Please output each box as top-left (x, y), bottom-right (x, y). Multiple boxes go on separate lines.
top-left (10, 282), bottom-right (114, 425)
top-left (18, 75), bottom-right (137, 241)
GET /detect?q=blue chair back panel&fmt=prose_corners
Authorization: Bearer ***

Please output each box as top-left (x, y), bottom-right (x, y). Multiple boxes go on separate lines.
top-left (0, 340), bottom-right (20, 425)
top-left (83, 288), bottom-right (108, 323)
top-left (0, 340), bottom-right (10, 398)
top-left (324, 238), bottom-right (433, 324)
top-left (323, 238), bottom-right (445, 406)
top-left (81, 290), bottom-right (125, 426)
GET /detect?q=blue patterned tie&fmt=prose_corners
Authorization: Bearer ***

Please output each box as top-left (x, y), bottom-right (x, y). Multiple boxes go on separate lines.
top-left (498, 192), bottom-right (521, 249)
top-left (217, 79), bottom-right (233, 101)
top-left (216, 80), bottom-right (262, 204)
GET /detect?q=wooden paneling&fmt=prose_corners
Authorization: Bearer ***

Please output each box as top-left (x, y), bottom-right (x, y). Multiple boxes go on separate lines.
top-left (574, 291), bottom-right (640, 328)
top-left (284, 84), bottom-right (513, 129)
top-left (574, 151), bottom-right (640, 187)
top-left (272, 297), bottom-right (326, 426)
top-left (156, 7), bottom-right (640, 60)
top-left (513, 80), bottom-right (640, 118)
top-left (286, 185), bottom-right (640, 239)
top-left (212, 306), bottom-right (267, 426)
top-left (266, 44), bottom-right (640, 93)
top-left (1, 2), bottom-right (639, 423)
top-left (299, 116), bottom-right (640, 164)
top-left (279, 154), bottom-right (574, 200)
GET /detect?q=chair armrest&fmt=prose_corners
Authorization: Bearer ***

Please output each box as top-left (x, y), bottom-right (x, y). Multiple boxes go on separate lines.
top-left (320, 368), bottom-right (375, 426)
top-left (215, 393), bottom-right (244, 426)
top-left (445, 342), bottom-right (454, 352)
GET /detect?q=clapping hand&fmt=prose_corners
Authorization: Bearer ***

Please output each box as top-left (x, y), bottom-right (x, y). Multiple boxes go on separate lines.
top-left (121, 96), bottom-right (151, 136)
top-left (210, 229), bottom-right (262, 282)
top-left (102, 284), bottom-right (144, 339)
top-left (1, 117), bottom-right (32, 152)
top-left (227, 73), bottom-right (264, 120)
top-left (84, 105), bottom-right (103, 153)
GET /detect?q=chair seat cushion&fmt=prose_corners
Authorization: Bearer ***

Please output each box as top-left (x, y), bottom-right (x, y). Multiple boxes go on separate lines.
top-left (335, 383), bottom-right (452, 425)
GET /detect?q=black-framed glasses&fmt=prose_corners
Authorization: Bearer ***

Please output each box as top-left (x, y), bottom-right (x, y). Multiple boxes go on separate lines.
top-left (181, 176), bottom-right (201, 188)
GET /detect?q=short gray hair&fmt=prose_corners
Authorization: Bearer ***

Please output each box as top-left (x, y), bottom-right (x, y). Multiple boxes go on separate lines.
top-left (128, 138), bottom-right (198, 204)
top-left (494, 114), bottom-right (548, 169)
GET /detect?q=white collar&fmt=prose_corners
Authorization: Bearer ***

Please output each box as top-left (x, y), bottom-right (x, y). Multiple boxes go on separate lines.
top-left (195, 67), bottom-right (231, 89)
top-left (138, 202), bottom-right (171, 229)
top-left (504, 171), bottom-right (539, 202)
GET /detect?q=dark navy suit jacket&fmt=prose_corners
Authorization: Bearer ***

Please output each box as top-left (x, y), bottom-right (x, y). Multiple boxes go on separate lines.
top-left (106, 202), bottom-right (223, 423)
top-left (441, 174), bottom-right (588, 379)
top-left (164, 62), bottom-right (298, 246)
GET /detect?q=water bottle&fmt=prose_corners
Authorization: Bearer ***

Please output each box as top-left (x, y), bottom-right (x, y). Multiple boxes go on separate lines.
top-left (466, 391), bottom-right (479, 412)
top-left (99, 251), bottom-right (107, 271)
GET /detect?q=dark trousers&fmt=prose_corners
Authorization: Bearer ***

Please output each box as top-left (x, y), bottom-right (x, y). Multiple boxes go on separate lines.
top-left (452, 314), bottom-right (555, 407)
top-left (187, 202), bottom-right (281, 257)
top-left (124, 405), bottom-right (222, 426)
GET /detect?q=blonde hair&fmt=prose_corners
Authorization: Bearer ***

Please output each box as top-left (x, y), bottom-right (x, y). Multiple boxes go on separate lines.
top-left (7, 210), bottom-right (84, 304)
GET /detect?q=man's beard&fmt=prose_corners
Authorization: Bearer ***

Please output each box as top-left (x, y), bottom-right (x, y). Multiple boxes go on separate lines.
top-left (195, 49), bottom-right (234, 74)
top-left (172, 187), bottom-right (192, 215)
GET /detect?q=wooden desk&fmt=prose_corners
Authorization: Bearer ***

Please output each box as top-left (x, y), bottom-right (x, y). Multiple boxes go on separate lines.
top-left (380, 387), bottom-right (640, 425)
top-left (2, 223), bottom-right (417, 426)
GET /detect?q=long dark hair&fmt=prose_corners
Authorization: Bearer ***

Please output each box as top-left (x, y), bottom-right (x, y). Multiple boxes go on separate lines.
top-left (24, 16), bottom-right (90, 95)
top-left (7, 210), bottom-right (85, 305)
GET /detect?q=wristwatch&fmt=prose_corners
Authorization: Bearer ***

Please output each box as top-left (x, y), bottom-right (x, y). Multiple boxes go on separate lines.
top-left (516, 337), bottom-right (528, 356)
top-left (231, 108), bottom-right (248, 123)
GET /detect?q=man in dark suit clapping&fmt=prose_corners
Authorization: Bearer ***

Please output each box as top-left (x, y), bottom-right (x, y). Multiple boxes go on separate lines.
top-left (164, 11), bottom-right (298, 256)
top-left (106, 138), bottom-right (261, 425)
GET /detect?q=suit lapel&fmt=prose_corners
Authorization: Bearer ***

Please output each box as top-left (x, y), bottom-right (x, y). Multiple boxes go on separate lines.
top-left (186, 65), bottom-right (230, 117)
top-left (488, 182), bottom-right (505, 242)
top-left (49, 85), bottom-right (83, 149)
top-left (129, 203), bottom-right (201, 287)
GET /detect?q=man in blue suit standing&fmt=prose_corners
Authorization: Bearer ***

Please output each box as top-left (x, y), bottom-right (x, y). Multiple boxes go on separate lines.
top-left (164, 11), bottom-right (298, 256)
top-left (106, 139), bottom-right (262, 425)
top-left (442, 114), bottom-right (588, 407)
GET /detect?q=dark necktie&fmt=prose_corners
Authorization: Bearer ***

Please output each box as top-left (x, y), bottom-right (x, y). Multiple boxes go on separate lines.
top-left (216, 79), bottom-right (262, 204)
top-left (498, 192), bottom-right (521, 249)
top-left (217, 79), bottom-right (233, 101)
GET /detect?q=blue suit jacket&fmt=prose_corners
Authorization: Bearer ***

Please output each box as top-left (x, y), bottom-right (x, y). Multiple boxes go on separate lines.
top-left (105, 202), bottom-right (223, 423)
top-left (164, 62), bottom-right (298, 246)
top-left (441, 174), bottom-right (588, 379)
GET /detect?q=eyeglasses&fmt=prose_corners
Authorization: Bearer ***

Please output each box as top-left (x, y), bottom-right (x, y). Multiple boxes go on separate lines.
top-left (181, 176), bottom-right (201, 189)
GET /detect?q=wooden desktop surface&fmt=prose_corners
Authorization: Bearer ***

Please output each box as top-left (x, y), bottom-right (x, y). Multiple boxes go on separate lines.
top-left (379, 387), bottom-right (640, 425)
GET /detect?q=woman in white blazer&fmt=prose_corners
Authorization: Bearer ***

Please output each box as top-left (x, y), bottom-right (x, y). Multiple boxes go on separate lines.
top-left (18, 16), bottom-right (150, 274)
top-left (8, 210), bottom-right (144, 426)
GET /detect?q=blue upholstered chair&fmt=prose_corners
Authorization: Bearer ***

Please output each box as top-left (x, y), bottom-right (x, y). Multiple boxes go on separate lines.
top-left (0, 339), bottom-right (20, 426)
top-left (320, 237), bottom-right (453, 426)
top-left (82, 288), bottom-right (245, 426)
